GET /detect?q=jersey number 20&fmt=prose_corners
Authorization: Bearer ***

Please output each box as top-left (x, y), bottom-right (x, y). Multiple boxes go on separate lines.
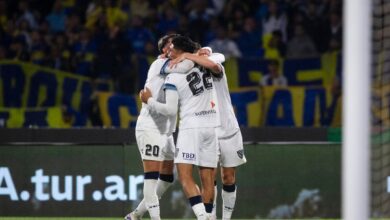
top-left (145, 144), bottom-right (160, 157)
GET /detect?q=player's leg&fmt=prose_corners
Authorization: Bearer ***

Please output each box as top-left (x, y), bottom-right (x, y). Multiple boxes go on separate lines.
top-left (130, 134), bottom-right (175, 219)
top-left (218, 130), bottom-right (247, 220)
top-left (158, 160), bottom-right (174, 197)
top-left (197, 128), bottom-right (219, 217)
top-left (156, 134), bottom-right (175, 198)
top-left (175, 128), bottom-right (210, 220)
top-left (142, 160), bottom-right (161, 220)
top-left (177, 163), bottom-right (208, 220)
top-left (211, 136), bottom-right (222, 220)
top-left (130, 160), bottom-right (174, 219)
top-left (211, 168), bottom-right (218, 220)
top-left (199, 166), bottom-right (216, 216)
top-left (126, 130), bottom-right (164, 220)
top-left (220, 166), bottom-right (236, 220)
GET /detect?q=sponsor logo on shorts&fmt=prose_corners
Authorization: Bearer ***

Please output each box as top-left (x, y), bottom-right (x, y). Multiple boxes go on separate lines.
top-left (182, 152), bottom-right (196, 161)
top-left (237, 150), bottom-right (244, 159)
top-left (194, 109), bottom-right (216, 116)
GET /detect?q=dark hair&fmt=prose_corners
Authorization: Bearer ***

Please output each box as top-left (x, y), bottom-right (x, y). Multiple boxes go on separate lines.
top-left (171, 36), bottom-right (197, 53)
top-left (193, 41), bottom-right (202, 52)
top-left (157, 34), bottom-right (180, 54)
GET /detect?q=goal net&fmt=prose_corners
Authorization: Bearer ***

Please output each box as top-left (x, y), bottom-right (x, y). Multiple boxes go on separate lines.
top-left (372, 0), bottom-right (390, 217)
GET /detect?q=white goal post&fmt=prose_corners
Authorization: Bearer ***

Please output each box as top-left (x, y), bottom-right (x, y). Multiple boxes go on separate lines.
top-left (342, 0), bottom-right (372, 219)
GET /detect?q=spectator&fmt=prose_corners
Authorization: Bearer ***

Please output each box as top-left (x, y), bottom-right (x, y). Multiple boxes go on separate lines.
top-left (65, 13), bottom-right (83, 34)
top-left (17, 19), bottom-right (32, 49)
top-left (236, 16), bottom-right (263, 57)
top-left (130, 0), bottom-right (151, 18)
top-left (29, 30), bottom-right (48, 65)
top-left (264, 30), bottom-right (286, 59)
top-left (260, 59), bottom-right (287, 86)
top-left (17, 1), bottom-right (38, 30)
top-left (0, 45), bottom-right (7, 60)
top-left (323, 11), bottom-right (342, 52)
top-left (304, 2), bottom-right (326, 52)
top-left (203, 17), bottom-right (221, 44)
top-left (156, 4), bottom-right (179, 36)
top-left (263, 0), bottom-right (288, 42)
top-left (286, 9), bottom-right (305, 40)
top-left (255, 0), bottom-right (269, 22)
top-left (176, 14), bottom-right (191, 36)
top-left (86, 0), bottom-right (128, 30)
top-left (8, 37), bottom-right (29, 61)
top-left (186, 0), bottom-right (215, 44)
top-left (46, 0), bottom-right (67, 33)
top-left (223, 0), bottom-right (251, 21)
top-left (0, 0), bottom-right (7, 28)
top-left (0, 25), bottom-right (12, 49)
top-left (208, 26), bottom-right (242, 59)
top-left (48, 32), bottom-right (72, 70)
top-left (226, 7), bottom-right (246, 39)
top-left (286, 23), bottom-right (318, 59)
top-left (126, 15), bottom-right (155, 55)
top-left (71, 28), bottom-right (97, 77)
top-left (95, 25), bottom-right (132, 81)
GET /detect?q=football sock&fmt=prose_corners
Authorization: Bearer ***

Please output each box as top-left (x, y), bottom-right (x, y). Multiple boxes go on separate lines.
top-left (222, 184), bottom-right (236, 220)
top-left (144, 172), bottom-right (160, 220)
top-left (189, 195), bottom-right (207, 220)
top-left (204, 202), bottom-right (213, 213)
top-left (211, 181), bottom-right (217, 218)
top-left (133, 174), bottom-right (174, 217)
top-left (156, 174), bottom-right (174, 198)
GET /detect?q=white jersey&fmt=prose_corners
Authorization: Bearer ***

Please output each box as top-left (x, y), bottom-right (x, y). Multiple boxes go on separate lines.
top-left (136, 58), bottom-right (176, 134)
top-left (164, 66), bottom-right (220, 129)
top-left (209, 55), bottom-right (240, 138)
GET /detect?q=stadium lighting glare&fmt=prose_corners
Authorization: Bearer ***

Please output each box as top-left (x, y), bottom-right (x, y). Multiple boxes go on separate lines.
top-left (342, 0), bottom-right (371, 219)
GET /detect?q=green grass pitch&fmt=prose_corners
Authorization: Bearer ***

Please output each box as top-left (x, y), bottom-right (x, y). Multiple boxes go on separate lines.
top-left (1, 217), bottom-right (390, 220)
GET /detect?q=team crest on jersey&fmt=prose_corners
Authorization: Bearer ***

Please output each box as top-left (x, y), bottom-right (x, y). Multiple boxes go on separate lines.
top-left (211, 101), bottom-right (215, 108)
top-left (237, 150), bottom-right (244, 159)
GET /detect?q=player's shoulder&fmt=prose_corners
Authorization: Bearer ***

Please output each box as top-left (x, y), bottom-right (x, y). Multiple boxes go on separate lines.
top-left (148, 58), bottom-right (169, 76)
top-left (166, 72), bottom-right (183, 80)
top-left (150, 58), bottom-right (167, 67)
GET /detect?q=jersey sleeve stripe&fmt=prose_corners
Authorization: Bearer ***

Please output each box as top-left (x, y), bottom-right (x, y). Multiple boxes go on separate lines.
top-left (160, 59), bottom-right (170, 75)
top-left (164, 83), bottom-right (177, 90)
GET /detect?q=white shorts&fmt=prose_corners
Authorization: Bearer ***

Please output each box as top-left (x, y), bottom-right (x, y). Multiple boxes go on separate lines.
top-left (218, 130), bottom-right (247, 167)
top-left (136, 130), bottom-right (175, 161)
top-left (175, 127), bottom-right (218, 168)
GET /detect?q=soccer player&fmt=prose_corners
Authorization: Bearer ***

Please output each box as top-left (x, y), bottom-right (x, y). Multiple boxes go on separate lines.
top-left (124, 34), bottom-right (194, 220)
top-left (169, 47), bottom-right (247, 220)
top-left (140, 35), bottom-right (219, 220)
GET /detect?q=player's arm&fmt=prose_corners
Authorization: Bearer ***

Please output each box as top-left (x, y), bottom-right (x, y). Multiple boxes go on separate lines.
top-left (163, 59), bottom-right (195, 74)
top-left (170, 52), bottom-right (223, 74)
top-left (207, 52), bottom-right (226, 78)
top-left (140, 87), bottom-right (178, 117)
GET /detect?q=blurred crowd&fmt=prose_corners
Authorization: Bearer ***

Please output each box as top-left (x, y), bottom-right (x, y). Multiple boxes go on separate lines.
top-left (0, 0), bottom-right (342, 94)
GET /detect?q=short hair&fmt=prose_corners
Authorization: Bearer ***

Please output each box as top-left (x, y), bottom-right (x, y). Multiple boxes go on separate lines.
top-left (157, 34), bottom-right (180, 54)
top-left (193, 42), bottom-right (202, 52)
top-left (171, 36), bottom-right (197, 53)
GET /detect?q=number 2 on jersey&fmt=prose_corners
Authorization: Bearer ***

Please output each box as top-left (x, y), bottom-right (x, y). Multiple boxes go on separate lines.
top-left (186, 71), bottom-right (212, 96)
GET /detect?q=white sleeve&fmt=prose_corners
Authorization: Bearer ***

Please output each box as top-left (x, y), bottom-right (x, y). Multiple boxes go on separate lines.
top-left (147, 89), bottom-right (178, 116)
top-left (209, 53), bottom-right (226, 64)
top-left (164, 59), bottom-right (195, 74)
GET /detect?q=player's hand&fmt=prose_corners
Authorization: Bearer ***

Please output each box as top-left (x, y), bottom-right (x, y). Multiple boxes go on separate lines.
top-left (140, 87), bottom-right (152, 104)
top-left (168, 53), bottom-right (188, 68)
